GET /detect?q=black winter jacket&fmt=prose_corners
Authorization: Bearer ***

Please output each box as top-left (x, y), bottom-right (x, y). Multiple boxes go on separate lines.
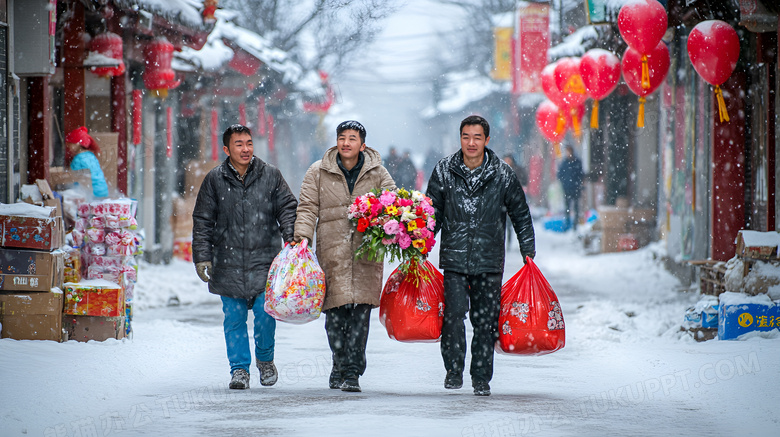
top-left (192, 157), bottom-right (298, 299)
top-left (426, 148), bottom-right (535, 275)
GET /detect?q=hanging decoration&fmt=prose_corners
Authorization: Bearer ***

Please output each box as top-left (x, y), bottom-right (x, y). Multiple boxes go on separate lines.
top-left (622, 41), bottom-right (670, 127)
top-left (618, 0), bottom-right (667, 96)
top-left (257, 98), bottom-right (267, 135)
top-left (553, 57), bottom-right (588, 137)
top-left (143, 37), bottom-right (181, 98)
top-left (203, 0), bottom-right (218, 23)
top-left (579, 49), bottom-right (621, 129)
top-left (541, 62), bottom-right (568, 138)
top-left (166, 107), bottom-right (173, 159)
top-left (536, 100), bottom-right (568, 150)
top-left (267, 113), bottom-right (275, 154)
top-left (239, 103), bottom-right (247, 126)
top-left (89, 32), bottom-right (125, 77)
top-left (211, 109), bottom-right (219, 161)
top-left (687, 20), bottom-right (740, 123)
top-left (303, 71), bottom-right (336, 113)
top-left (132, 90), bottom-right (143, 146)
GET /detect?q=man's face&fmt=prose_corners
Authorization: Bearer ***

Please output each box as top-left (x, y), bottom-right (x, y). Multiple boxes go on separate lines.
top-left (460, 124), bottom-right (490, 161)
top-left (337, 129), bottom-right (366, 161)
top-left (223, 132), bottom-right (254, 166)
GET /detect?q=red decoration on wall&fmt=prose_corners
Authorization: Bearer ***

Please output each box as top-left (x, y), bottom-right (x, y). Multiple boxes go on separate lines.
top-left (89, 32), bottom-right (125, 77)
top-left (267, 113), bottom-right (275, 153)
top-left (228, 49), bottom-right (262, 76)
top-left (622, 41), bottom-right (670, 127)
top-left (257, 99), bottom-right (266, 135)
top-left (132, 89), bottom-right (143, 145)
top-left (203, 0), bottom-right (218, 23)
top-left (687, 20), bottom-right (740, 122)
top-left (166, 107), bottom-right (173, 158)
top-left (211, 109), bottom-right (219, 161)
top-left (143, 37), bottom-right (181, 98)
top-left (580, 49), bottom-right (621, 128)
top-left (239, 103), bottom-right (246, 126)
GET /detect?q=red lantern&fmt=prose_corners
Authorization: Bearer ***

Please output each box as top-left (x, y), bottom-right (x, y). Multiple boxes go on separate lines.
top-left (89, 32), bottom-right (125, 77)
top-left (203, 0), bottom-right (218, 23)
top-left (580, 49), bottom-right (620, 128)
top-left (536, 100), bottom-right (567, 145)
top-left (143, 37), bottom-right (181, 98)
top-left (687, 20), bottom-right (740, 122)
top-left (541, 62), bottom-right (566, 108)
top-left (553, 57), bottom-right (587, 136)
top-left (617, 0), bottom-right (668, 54)
top-left (622, 41), bottom-right (670, 127)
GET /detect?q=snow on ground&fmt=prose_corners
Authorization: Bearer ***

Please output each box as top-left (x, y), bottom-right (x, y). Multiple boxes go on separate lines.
top-left (2, 225), bottom-right (779, 436)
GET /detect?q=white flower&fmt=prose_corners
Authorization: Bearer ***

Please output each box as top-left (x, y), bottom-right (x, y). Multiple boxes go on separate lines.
top-left (411, 191), bottom-right (424, 202)
top-left (547, 319), bottom-right (557, 330)
top-left (401, 209), bottom-right (417, 222)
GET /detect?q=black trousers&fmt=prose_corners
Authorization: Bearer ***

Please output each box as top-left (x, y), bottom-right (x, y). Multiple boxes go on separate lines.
top-left (564, 194), bottom-right (580, 230)
top-left (441, 271), bottom-right (503, 384)
top-left (325, 303), bottom-right (372, 380)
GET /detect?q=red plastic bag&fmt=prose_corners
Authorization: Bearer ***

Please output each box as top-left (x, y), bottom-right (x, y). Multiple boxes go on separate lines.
top-left (379, 260), bottom-right (444, 343)
top-left (496, 257), bottom-right (565, 355)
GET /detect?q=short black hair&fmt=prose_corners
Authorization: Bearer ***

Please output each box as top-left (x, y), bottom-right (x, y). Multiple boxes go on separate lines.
top-left (223, 124), bottom-right (252, 149)
top-left (337, 120), bottom-right (366, 144)
top-left (460, 115), bottom-right (490, 138)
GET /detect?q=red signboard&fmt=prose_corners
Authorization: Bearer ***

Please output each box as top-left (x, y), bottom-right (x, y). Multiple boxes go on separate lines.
top-left (514, 3), bottom-right (550, 94)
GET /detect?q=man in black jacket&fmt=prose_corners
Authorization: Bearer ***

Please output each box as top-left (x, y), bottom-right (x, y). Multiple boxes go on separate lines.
top-left (192, 124), bottom-right (298, 390)
top-left (426, 115), bottom-right (535, 396)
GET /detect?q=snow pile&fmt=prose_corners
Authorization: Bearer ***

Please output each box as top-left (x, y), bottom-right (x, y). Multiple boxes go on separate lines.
top-left (422, 70), bottom-right (510, 117)
top-left (549, 25), bottom-right (600, 60)
top-left (0, 202), bottom-right (56, 219)
top-left (114, 0), bottom-right (209, 31)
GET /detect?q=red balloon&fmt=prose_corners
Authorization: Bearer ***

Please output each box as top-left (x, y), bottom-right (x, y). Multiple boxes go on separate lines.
top-left (541, 62), bottom-right (566, 108)
top-left (580, 49), bottom-right (621, 100)
top-left (618, 0), bottom-right (668, 54)
top-left (687, 20), bottom-right (740, 86)
top-left (622, 41), bottom-right (670, 97)
top-left (554, 57), bottom-right (588, 107)
top-left (536, 100), bottom-right (567, 144)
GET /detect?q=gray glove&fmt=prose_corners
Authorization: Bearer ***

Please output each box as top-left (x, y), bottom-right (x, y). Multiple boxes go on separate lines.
top-left (196, 261), bottom-right (212, 283)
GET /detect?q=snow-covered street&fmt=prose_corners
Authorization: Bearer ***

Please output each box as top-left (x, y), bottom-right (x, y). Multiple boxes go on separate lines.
top-left (2, 225), bottom-right (779, 437)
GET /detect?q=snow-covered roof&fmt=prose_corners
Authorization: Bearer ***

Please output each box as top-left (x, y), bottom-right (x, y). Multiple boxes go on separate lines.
top-left (422, 70), bottom-right (510, 118)
top-left (548, 25), bottom-right (601, 60)
top-left (114, 0), bottom-right (211, 31)
top-left (176, 16), bottom-right (329, 98)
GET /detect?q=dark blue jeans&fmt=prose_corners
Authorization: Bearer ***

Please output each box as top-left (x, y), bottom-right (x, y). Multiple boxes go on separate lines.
top-left (564, 194), bottom-right (580, 230)
top-left (441, 271), bottom-right (503, 385)
top-left (221, 294), bottom-right (276, 375)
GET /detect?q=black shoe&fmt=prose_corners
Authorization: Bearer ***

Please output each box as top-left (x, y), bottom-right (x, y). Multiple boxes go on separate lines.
top-left (229, 369), bottom-right (250, 390)
top-left (473, 380), bottom-right (491, 396)
top-left (257, 361), bottom-right (278, 386)
top-left (329, 367), bottom-right (343, 389)
top-left (444, 371), bottom-right (463, 389)
top-left (341, 378), bottom-right (361, 392)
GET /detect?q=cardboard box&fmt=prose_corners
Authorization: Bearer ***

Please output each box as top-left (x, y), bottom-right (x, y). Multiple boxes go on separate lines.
top-left (63, 280), bottom-right (125, 317)
top-left (718, 292), bottom-right (779, 340)
top-left (48, 167), bottom-right (93, 194)
top-left (92, 132), bottom-right (118, 194)
top-left (597, 206), bottom-right (630, 231)
top-left (0, 248), bottom-right (65, 292)
top-left (0, 290), bottom-right (64, 341)
top-left (735, 230), bottom-right (780, 260)
top-left (63, 315), bottom-right (124, 342)
top-left (0, 203), bottom-right (63, 250)
top-left (172, 196), bottom-right (196, 240)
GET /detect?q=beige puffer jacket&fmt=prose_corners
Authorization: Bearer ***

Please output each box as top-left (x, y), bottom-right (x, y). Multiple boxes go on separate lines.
top-left (294, 146), bottom-right (396, 311)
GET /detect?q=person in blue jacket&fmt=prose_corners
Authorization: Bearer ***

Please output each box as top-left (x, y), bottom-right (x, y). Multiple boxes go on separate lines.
top-left (65, 126), bottom-right (109, 198)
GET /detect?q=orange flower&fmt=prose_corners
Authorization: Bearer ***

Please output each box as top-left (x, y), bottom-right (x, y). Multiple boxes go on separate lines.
top-left (412, 239), bottom-right (425, 249)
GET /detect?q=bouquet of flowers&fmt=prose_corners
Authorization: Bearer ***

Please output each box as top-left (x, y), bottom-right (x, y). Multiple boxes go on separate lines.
top-left (348, 188), bottom-right (436, 267)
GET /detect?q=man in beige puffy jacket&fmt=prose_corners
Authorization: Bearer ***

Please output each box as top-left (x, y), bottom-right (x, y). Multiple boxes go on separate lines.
top-left (294, 120), bottom-right (395, 393)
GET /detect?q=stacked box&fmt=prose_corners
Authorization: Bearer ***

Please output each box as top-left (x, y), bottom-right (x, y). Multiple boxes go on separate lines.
top-left (0, 203), bottom-right (63, 251)
top-left (0, 289), bottom-right (64, 341)
top-left (598, 207), bottom-right (656, 253)
top-left (63, 280), bottom-right (124, 317)
top-left (63, 315), bottom-right (124, 342)
top-left (0, 248), bottom-right (64, 292)
top-left (718, 292), bottom-right (779, 340)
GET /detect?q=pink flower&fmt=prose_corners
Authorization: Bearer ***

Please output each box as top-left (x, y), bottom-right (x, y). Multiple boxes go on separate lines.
top-left (397, 232), bottom-right (412, 249)
top-left (427, 217), bottom-right (435, 230)
top-left (358, 201), bottom-right (370, 213)
top-left (370, 202), bottom-right (383, 218)
top-left (383, 219), bottom-right (400, 235)
top-left (379, 191), bottom-right (397, 206)
top-left (422, 203), bottom-right (435, 215)
top-left (398, 198), bottom-right (413, 207)
top-left (382, 236), bottom-right (398, 245)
